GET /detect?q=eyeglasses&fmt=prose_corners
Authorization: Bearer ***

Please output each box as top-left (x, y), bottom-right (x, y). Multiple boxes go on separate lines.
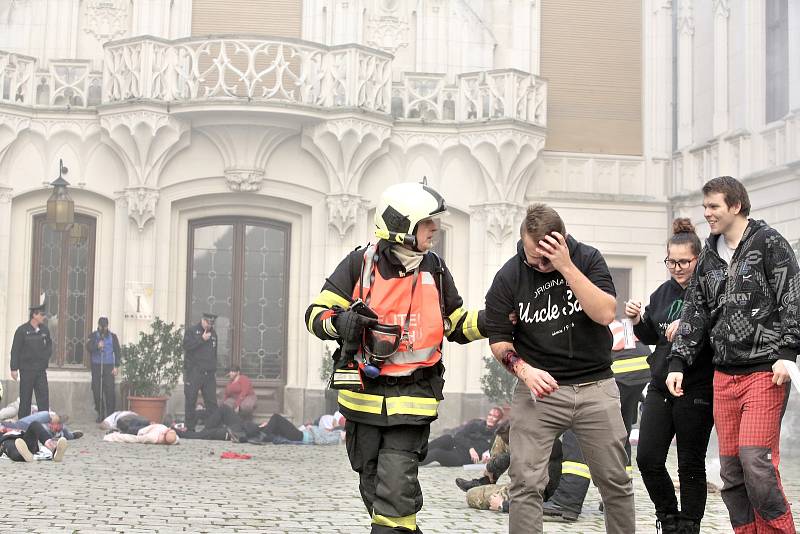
top-left (664, 257), bottom-right (696, 269)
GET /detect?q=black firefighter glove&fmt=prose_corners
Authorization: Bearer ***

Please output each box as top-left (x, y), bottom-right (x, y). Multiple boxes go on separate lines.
top-left (332, 303), bottom-right (378, 358)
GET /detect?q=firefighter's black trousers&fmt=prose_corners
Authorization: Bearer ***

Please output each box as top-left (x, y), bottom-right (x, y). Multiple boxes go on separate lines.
top-left (345, 420), bottom-right (430, 533)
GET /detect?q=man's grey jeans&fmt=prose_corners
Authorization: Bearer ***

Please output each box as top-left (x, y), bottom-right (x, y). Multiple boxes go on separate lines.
top-left (508, 377), bottom-right (635, 534)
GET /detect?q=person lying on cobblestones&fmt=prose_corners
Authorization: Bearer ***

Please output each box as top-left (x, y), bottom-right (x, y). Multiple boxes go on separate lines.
top-left (467, 482), bottom-right (511, 513)
top-left (103, 423), bottom-right (178, 445)
top-left (420, 406), bottom-right (504, 467)
top-left (252, 412), bottom-right (344, 445)
top-left (455, 415), bottom-right (512, 490)
top-left (99, 410), bottom-right (137, 431)
top-left (115, 413), bottom-right (153, 435)
top-left (176, 403), bottom-right (254, 442)
top-left (0, 420), bottom-right (68, 462)
top-left (462, 422), bottom-right (562, 514)
top-left (1, 409), bottom-right (83, 440)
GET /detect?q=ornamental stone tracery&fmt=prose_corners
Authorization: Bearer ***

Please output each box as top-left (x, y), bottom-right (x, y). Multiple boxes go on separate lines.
top-left (83, 0), bottom-right (130, 42)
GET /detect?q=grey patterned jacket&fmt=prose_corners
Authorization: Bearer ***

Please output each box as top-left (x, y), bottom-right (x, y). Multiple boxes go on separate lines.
top-left (669, 219), bottom-right (799, 371)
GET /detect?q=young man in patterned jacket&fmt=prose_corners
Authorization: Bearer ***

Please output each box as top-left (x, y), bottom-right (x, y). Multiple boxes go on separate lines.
top-left (668, 176), bottom-right (799, 534)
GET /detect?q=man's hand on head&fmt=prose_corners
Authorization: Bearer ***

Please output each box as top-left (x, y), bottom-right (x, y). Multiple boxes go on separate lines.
top-left (535, 232), bottom-right (573, 274)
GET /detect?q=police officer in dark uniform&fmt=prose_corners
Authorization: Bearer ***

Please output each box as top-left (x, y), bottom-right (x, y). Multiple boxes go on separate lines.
top-left (10, 304), bottom-right (53, 418)
top-left (182, 312), bottom-right (219, 431)
top-left (306, 181), bottom-right (487, 533)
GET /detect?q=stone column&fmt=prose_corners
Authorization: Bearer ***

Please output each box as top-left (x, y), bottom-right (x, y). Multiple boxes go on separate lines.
top-left (744, 0), bottom-right (766, 130)
top-left (713, 0), bottom-right (730, 136)
top-left (110, 192), bottom-right (129, 341)
top-left (131, 0), bottom-right (172, 38)
top-left (645, 0), bottom-right (675, 161)
top-left (0, 186), bottom-right (12, 369)
top-left (42, 0), bottom-right (80, 63)
top-left (788, 1), bottom-right (800, 113)
top-left (677, 0), bottom-right (694, 148)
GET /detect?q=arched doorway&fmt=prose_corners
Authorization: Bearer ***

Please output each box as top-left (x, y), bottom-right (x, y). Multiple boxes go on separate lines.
top-left (186, 217), bottom-right (290, 413)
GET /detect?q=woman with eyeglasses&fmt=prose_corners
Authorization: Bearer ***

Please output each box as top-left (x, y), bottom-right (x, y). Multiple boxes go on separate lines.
top-left (624, 218), bottom-right (714, 534)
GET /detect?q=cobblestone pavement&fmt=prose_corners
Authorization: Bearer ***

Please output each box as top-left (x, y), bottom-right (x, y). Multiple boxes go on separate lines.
top-left (3, 423), bottom-right (800, 533)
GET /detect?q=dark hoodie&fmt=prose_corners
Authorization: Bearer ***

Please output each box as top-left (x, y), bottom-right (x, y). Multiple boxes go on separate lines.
top-left (670, 219), bottom-right (800, 373)
top-left (485, 237), bottom-right (616, 384)
top-left (634, 277), bottom-right (714, 394)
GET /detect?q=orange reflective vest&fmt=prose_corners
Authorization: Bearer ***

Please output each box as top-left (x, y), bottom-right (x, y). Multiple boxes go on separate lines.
top-left (354, 244), bottom-right (444, 377)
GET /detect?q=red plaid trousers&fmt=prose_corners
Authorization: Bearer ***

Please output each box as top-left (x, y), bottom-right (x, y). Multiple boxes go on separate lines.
top-left (714, 370), bottom-right (795, 534)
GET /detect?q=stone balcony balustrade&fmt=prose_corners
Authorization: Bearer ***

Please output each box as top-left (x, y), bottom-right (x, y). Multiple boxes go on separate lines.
top-left (0, 35), bottom-right (547, 128)
top-left (0, 51), bottom-right (103, 108)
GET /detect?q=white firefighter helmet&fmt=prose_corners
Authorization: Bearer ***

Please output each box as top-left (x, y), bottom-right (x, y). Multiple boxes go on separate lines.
top-left (374, 182), bottom-right (447, 248)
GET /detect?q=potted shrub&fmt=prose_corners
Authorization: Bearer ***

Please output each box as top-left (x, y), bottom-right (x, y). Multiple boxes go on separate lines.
top-left (121, 317), bottom-right (184, 423)
top-left (480, 355), bottom-right (518, 409)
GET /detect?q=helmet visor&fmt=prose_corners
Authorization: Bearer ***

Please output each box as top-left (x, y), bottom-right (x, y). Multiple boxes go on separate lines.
top-left (363, 323), bottom-right (403, 360)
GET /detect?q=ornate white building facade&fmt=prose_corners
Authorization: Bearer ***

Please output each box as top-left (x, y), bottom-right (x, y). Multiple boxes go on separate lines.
top-left (0, 0), bottom-right (797, 424)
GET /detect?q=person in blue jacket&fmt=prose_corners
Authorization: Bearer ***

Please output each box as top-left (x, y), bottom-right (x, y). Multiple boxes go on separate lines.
top-left (86, 317), bottom-right (121, 423)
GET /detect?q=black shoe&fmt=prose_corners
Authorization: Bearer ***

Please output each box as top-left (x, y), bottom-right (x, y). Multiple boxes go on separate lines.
top-left (655, 513), bottom-right (680, 534)
top-left (676, 518), bottom-right (701, 534)
top-left (70, 431), bottom-right (84, 440)
top-left (542, 500), bottom-right (579, 522)
top-left (455, 476), bottom-right (490, 492)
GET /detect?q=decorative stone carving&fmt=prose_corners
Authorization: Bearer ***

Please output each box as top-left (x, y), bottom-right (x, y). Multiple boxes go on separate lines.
top-left (126, 187), bottom-right (158, 231)
top-left (100, 108), bottom-right (189, 187)
top-left (365, 1), bottom-right (409, 54)
top-left (84, 0), bottom-right (129, 42)
top-left (473, 202), bottom-right (526, 245)
top-left (28, 118), bottom-right (100, 142)
top-left (654, 0), bottom-right (672, 12)
top-left (390, 130), bottom-right (460, 154)
top-left (677, 0), bottom-right (694, 35)
top-left (0, 186), bottom-right (13, 203)
top-left (225, 169), bottom-right (265, 192)
top-left (0, 112), bottom-right (30, 166)
top-left (326, 193), bottom-right (364, 238)
top-left (302, 118), bottom-right (391, 194)
top-left (200, 126), bottom-right (293, 188)
top-left (712, 0), bottom-right (729, 18)
top-left (460, 128), bottom-right (546, 202)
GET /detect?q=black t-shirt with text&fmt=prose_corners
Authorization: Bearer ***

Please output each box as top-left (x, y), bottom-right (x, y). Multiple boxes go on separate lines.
top-left (485, 237), bottom-right (616, 384)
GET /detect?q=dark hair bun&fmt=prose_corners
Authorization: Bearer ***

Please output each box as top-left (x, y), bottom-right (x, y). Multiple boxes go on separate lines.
top-left (672, 217), bottom-right (695, 235)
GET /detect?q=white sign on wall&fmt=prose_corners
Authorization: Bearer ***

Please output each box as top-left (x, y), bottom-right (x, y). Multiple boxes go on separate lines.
top-left (125, 282), bottom-right (153, 320)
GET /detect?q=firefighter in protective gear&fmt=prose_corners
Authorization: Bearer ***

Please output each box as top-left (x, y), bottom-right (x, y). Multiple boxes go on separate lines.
top-left (305, 181), bottom-right (486, 533)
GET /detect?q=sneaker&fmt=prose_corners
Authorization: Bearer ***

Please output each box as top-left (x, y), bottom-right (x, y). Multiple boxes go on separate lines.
top-left (52, 437), bottom-right (68, 462)
top-left (70, 431), bottom-right (84, 440)
top-left (14, 438), bottom-right (34, 462)
top-left (542, 500), bottom-right (579, 522)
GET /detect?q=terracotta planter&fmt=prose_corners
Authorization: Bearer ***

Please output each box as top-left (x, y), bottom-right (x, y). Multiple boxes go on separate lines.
top-left (128, 395), bottom-right (169, 424)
